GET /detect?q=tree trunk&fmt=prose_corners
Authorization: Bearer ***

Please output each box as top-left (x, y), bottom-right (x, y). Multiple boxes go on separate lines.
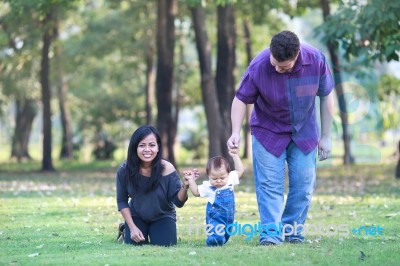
top-left (40, 11), bottom-right (55, 171)
top-left (156, 0), bottom-right (177, 164)
top-left (320, 0), bottom-right (354, 164)
top-left (11, 98), bottom-right (37, 161)
top-left (145, 42), bottom-right (155, 125)
top-left (242, 18), bottom-right (253, 159)
top-left (190, 6), bottom-right (223, 158)
top-left (216, 4), bottom-right (236, 160)
top-left (396, 141), bottom-right (400, 179)
top-left (173, 20), bottom-right (188, 162)
top-left (145, 2), bottom-right (156, 126)
top-left (54, 16), bottom-right (73, 160)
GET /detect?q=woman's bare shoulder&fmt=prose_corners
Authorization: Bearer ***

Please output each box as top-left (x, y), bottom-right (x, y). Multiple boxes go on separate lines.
top-left (162, 160), bottom-right (176, 176)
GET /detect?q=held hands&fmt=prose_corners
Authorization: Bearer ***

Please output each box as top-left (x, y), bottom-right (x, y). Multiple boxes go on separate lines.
top-left (227, 133), bottom-right (240, 149)
top-left (183, 169), bottom-right (200, 182)
top-left (227, 134), bottom-right (240, 157)
top-left (228, 147), bottom-right (239, 157)
top-left (318, 136), bottom-right (332, 161)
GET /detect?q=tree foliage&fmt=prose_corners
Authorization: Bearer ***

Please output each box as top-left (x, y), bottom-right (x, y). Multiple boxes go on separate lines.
top-left (63, 1), bottom-right (157, 131)
top-left (1, 0), bottom-right (398, 165)
top-left (316, 0), bottom-right (400, 63)
top-left (378, 74), bottom-right (400, 131)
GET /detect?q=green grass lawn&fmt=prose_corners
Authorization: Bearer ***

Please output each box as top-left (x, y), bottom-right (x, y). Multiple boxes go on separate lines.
top-left (1, 160), bottom-right (400, 266)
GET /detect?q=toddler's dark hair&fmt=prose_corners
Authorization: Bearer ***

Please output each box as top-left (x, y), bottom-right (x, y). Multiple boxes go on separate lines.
top-left (206, 156), bottom-right (230, 175)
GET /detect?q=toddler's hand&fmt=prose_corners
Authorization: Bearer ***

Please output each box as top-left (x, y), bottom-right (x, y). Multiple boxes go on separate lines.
top-left (192, 168), bottom-right (200, 180)
top-left (228, 147), bottom-right (239, 156)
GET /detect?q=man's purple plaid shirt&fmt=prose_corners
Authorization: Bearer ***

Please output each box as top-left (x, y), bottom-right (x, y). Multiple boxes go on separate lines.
top-left (236, 43), bottom-right (334, 157)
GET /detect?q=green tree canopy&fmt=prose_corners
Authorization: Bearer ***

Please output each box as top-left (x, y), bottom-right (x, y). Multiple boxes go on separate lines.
top-left (316, 0), bottom-right (400, 63)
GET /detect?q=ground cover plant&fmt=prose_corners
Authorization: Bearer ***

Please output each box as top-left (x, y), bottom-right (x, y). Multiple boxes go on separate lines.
top-left (1, 161), bottom-right (399, 266)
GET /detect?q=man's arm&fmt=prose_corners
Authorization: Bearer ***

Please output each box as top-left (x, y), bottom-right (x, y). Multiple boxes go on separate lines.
top-left (227, 97), bottom-right (247, 149)
top-left (318, 91), bottom-right (334, 161)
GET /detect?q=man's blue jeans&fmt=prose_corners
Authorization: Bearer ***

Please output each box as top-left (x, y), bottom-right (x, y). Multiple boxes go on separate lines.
top-left (252, 136), bottom-right (316, 244)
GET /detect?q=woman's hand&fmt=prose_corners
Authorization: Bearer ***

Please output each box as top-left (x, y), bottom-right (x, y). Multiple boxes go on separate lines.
top-left (130, 224), bottom-right (145, 243)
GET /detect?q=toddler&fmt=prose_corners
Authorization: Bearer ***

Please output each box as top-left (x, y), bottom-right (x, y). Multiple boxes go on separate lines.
top-left (183, 148), bottom-right (244, 246)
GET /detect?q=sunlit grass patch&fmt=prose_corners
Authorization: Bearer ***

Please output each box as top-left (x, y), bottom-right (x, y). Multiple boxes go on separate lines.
top-left (1, 163), bottom-right (400, 265)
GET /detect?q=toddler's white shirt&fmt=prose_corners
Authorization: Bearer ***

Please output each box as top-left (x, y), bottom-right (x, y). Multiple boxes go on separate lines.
top-left (197, 170), bottom-right (239, 204)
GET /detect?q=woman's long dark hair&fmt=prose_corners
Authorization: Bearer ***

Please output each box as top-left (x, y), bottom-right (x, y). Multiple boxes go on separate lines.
top-left (126, 125), bottom-right (163, 193)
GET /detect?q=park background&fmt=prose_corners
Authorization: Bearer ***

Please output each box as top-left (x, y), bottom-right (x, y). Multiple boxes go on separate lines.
top-left (0, 0), bottom-right (399, 265)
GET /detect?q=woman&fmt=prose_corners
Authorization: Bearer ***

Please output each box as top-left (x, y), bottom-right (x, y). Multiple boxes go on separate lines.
top-left (116, 125), bottom-right (191, 246)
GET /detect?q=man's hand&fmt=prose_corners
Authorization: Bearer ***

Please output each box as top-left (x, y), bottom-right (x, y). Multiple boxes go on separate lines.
top-left (227, 133), bottom-right (240, 149)
top-left (318, 136), bottom-right (332, 161)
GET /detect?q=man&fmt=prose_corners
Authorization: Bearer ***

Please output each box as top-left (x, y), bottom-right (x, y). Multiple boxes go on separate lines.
top-left (227, 31), bottom-right (334, 245)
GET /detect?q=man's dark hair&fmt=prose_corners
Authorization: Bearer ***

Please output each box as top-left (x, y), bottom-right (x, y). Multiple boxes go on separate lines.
top-left (270, 31), bottom-right (300, 62)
